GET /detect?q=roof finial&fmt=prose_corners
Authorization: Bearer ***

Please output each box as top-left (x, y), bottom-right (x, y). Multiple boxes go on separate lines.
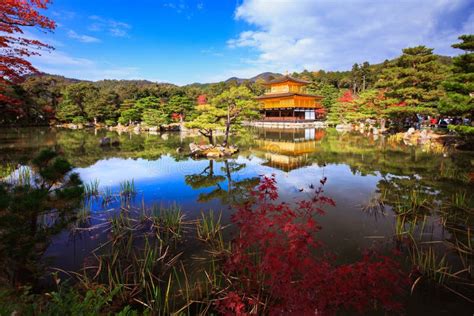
top-left (285, 70), bottom-right (289, 76)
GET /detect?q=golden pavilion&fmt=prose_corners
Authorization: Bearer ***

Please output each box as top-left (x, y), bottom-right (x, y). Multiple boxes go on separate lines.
top-left (254, 128), bottom-right (325, 171)
top-left (256, 76), bottom-right (325, 122)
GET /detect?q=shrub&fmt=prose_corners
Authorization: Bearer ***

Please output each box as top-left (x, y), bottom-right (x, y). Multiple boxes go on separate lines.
top-left (105, 119), bottom-right (116, 126)
top-left (448, 124), bottom-right (474, 136)
top-left (71, 116), bottom-right (87, 124)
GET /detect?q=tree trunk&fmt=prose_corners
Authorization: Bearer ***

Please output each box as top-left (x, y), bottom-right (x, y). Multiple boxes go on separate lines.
top-left (379, 118), bottom-right (386, 132)
top-left (223, 107), bottom-right (231, 147)
top-left (208, 130), bottom-right (214, 145)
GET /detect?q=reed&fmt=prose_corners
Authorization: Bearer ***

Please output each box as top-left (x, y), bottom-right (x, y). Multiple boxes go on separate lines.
top-left (101, 186), bottom-right (114, 205)
top-left (84, 179), bottom-right (100, 197)
top-left (196, 210), bottom-right (223, 242)
top-left (119, 179), bottom-right (136, 196)
top-left (146, 204), bottom-right (185, 242)
top-left (410, 245), bottom-right (451, 290)
top-left (17, 166), bottom-right (31, 187)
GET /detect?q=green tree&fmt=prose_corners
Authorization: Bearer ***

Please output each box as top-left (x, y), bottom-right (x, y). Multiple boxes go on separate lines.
top-left (211, 86), bottom-right (259, 146)
top-left (439, 34), bottom-right (474, 118)
top-left (56, 83), bottom-right (99, 123)
top-left (376, 46), bottom-right (448, 120)
top-left (95, 90), bottom-right (121, 122)
top-left (185, 104), bottom-right (226, 145)
top-left (118, 108), bottom-right (141, 125)
top-left (167, 95), bottom-right (195, 121)
top-left (308, 82), bottom-right (340, 114)
top-left (142, 108), bottom-right (169, 127)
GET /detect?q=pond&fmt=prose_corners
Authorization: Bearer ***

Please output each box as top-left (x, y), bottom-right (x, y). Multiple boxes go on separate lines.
top-left (0, 126), bottom-right (473, 314)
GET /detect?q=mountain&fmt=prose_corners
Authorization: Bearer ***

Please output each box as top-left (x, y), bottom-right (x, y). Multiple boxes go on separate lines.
top-left (225, 72), bottom-right (282, 84)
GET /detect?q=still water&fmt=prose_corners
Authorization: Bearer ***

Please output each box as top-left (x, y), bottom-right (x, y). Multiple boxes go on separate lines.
top-left (0, 127), bottom-right (473, 314)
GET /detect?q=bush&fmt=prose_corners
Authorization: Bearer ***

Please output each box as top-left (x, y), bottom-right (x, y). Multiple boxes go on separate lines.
top-left (142, 108), bottom-right (168, 127)
top-left (71, 116), bottom-right (87, 124)
top-left (105, 119), bottom-right (116, 126)
top-left (448, 124), bottom-right (474, 136)
top-left (118, 109), bottom-right (140, 125)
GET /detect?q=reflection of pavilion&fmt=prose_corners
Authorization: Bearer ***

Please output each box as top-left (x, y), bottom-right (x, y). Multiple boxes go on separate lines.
top-left (254, 128), bottom-right (324, 171)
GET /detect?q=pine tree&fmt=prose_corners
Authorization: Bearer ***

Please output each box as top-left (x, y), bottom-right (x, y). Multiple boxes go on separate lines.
top-left (439, 35), bottom-right (474, 118)
top-left (376, 46), bottom-right (448, 118)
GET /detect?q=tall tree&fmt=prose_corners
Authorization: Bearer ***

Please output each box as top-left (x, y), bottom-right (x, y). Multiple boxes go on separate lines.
top-left (211, 86), bottom-right (259, 147)
top-left (0, 0), bottom-right (55, 118)
top-left (167, 95), bottom-right (195, 121)
top-left (56, 83), bottom-right (99, 123)
top-left (185, 104), bottom-right (226, 145)
top-left (376, 46), bottom-right (448, 119)
top-left (439, 34), bottom-right (474, 118)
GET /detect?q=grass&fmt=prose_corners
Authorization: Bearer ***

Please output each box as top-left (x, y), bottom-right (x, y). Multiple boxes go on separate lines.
top-left (101, 186), bottom-right (115, 206)
top-left (84, 179), bottom-right (100, 197)
top-left (119, 179), bottom-right (136, 197)
top-left (74, 204), bottom-right (204, 314)
top-left (196, 210), bottom-right (223, 243)
top-left (410, 245), bottom-right (451, 291)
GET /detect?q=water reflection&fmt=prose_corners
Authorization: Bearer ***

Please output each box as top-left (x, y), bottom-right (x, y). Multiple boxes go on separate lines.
top-left (0, 127), bottom-right (473, 312)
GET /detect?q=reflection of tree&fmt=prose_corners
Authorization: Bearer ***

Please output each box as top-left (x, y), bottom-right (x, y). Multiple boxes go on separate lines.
top-left (0, 150), bottom-right (83, 285)
top-left (185, 160), bottom-right (225, 190)
top-left (185, 159), bottom-right (259, 205)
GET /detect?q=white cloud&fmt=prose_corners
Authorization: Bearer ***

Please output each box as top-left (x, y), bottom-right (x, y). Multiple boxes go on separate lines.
top-left (29, 49), bottom-right (141, 81)
top-left (67, 30), bottom-right (101, 43)
top-left (229, 0), bottom-right (474, 73)
top-left (87, 16), bottom-right (131, 37)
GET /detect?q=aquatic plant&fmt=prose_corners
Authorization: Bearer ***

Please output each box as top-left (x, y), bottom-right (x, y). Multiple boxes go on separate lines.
top-left (0, 149), bottom-right (83, 284)
top-left (101, 186), bottom-right (115, 206)
top-left (83, 179), bottom-right (100, 197)
top-left (196, 210), bottom-right (223, 243)
top-left (119, 179), bottom-right (136, 196)
top-left (410, 245), bottom-right (451, 289)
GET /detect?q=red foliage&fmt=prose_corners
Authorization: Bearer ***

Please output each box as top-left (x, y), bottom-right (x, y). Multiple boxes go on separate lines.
top-left (337, 90), bottom-right (355, 103)
top-left (394, 101), bottom-right (407, 107)
top-left (171, 112), bottom-right (182, 121)
top-left (0, 0), bottom-right (55, 106)
top-left (197, 94), bottom-right (207, 105)
top-left (216, 176), bottom-right (407, 315)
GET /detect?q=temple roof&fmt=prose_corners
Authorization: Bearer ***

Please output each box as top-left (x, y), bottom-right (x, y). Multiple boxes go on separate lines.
top-left (255, 92), bottom-right (323, 99)
top-left (263, 75), bottom-right (311, 85)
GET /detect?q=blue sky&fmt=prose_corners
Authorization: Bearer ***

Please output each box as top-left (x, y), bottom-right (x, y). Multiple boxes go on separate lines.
top-left (28, 0), bottom-right (473, 85)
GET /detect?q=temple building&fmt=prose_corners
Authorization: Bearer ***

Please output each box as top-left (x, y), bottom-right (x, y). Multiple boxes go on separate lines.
top-left (256, 76), bottom-right (325, 122)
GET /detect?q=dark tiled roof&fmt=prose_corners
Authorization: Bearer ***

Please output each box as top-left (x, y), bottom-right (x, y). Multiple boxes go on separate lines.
top-left (263, 75), bottom-right (311, 85)
top-left (255, 92), bottom-right (323, 99)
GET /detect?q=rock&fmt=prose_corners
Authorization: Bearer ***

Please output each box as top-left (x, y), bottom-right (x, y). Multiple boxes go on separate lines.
top-left (189, 143), bottom-right (201, 154)
top-left (149, 126), bottom-right (159, 132)
top-left (205, 149), bottom-right (223, 158)
top-left (161, 123), bottom-right (181, 132)
top-left (335, 124), bottom-right (353, 131)
top-left (99, 137), bottom-right (111, 146)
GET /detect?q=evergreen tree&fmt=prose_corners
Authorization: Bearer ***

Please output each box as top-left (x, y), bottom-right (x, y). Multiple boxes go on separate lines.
top-left (439, 34), bottom-right (474, 118)
top-left (376, 46), bottom-right (448, 118)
